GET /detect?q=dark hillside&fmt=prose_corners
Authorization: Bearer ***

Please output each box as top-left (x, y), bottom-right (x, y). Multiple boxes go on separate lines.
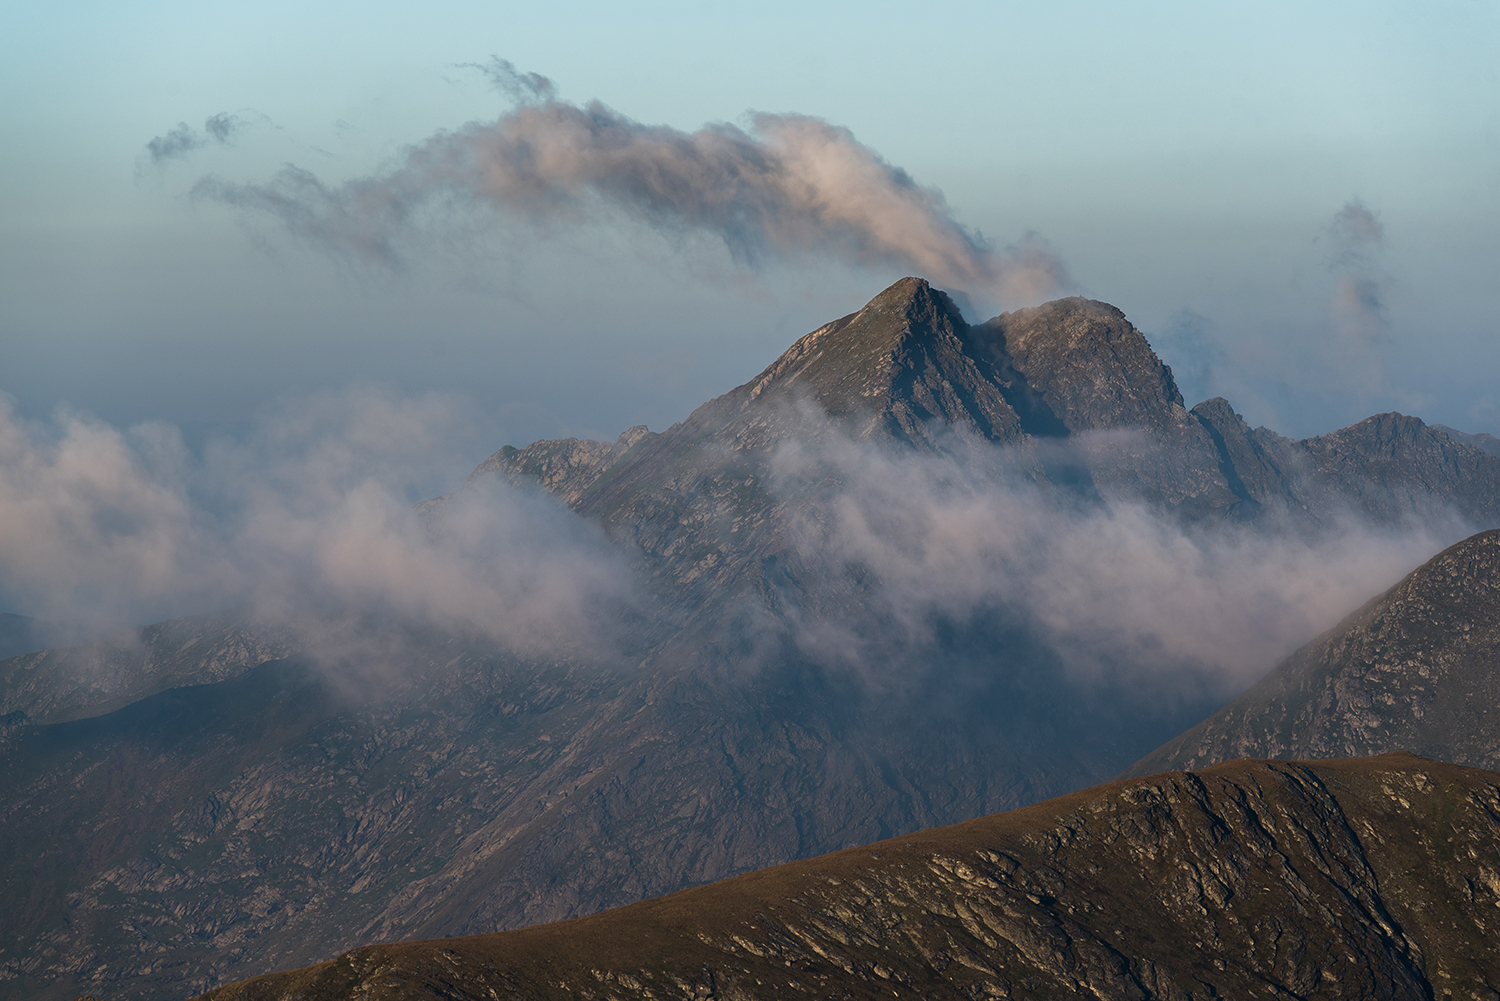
top-left (201, 754), bottom-right (1500, 1001)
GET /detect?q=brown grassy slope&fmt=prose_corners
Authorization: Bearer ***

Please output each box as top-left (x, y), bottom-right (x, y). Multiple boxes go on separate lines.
top-left (200, 753), bottom-right (1500, 1001)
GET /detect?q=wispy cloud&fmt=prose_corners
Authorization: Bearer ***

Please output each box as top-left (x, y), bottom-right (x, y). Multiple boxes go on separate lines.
top-left (0, 385), bottom-right (1464, 701)
top-left (456, 55), bottom-right (558, 105)
top-left (188, 62), bottom-right (1069, 305)
top-left (144, 112), bottom-right (256, 165)
top-left (1329, 198), bottom-right (1390, 351)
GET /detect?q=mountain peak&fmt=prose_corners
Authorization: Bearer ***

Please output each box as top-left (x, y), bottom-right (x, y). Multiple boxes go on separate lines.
top-left (856, 275), bottom-right (959, 319)
top-left (731, 277), bottom-right (1022, 445)
top-left (976, 297), bottom-right (1186, 433)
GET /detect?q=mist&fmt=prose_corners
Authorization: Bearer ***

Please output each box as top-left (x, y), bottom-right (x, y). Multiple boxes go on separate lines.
top-left (769, 425), bottom-right (1460, 698)
top-left (0, 389), bottom-right (637, 667)
top-left (0, 380), bottom-right (1472, 707)
top-left (181, 62), bottom-right (1069, 308)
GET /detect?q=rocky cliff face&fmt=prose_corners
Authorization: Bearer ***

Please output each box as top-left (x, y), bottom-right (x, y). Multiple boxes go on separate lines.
top-left (1126, 528), bottom-right (1500, 777)
top-left (1302, 413), bottom-right (1500, 524)
top-left (1434, 423), bottom-right (1500, 458)
top-left (199, 754), bottom-right (1500, 1001)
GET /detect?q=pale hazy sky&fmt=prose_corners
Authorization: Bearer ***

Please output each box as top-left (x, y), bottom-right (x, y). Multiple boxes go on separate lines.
top-left (4, 0), bottom-right (1498, 458)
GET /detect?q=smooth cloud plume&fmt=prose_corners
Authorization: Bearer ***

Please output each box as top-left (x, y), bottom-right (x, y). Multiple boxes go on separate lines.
top-left (191, 65), bottom-right (1069, 304)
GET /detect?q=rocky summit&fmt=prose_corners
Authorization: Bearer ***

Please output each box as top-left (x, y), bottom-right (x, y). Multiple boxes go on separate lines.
top-left (199, 754), bottom-right (1500, 1001)
top-left (4, 279), bottom-right (1500, 1001)
top-left (1127, 527), bottom-right (1500, 777)
top-left (480, 279), bottom-right (1500, 548)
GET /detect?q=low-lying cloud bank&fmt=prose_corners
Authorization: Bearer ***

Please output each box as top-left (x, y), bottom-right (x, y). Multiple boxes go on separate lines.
top-left (0, 388), bottom-right (1471, 699)
top-left (0, 390), bottom-right (635, 666)
top-left (174, 61), bottom-right (1067, 306)
top-left (772, 430), bottom-right (1459, 696)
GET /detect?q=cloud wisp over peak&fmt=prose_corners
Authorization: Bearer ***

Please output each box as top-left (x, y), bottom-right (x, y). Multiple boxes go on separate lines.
top-left (184, 64), bottom-right (1069, 305)
top-left (1321, 197), bottom-right (1396, 401)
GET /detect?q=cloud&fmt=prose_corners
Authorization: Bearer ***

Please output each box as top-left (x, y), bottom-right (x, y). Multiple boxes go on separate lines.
top-left (203, 111), bottom-right (243, 143)
top-left (191, 65), bottom-right (1069, 304)
top-left (0, 379), bottom-right (1470, 729)
top-left (1328, 198), bottom-right (1391, 351)
top-left (144, 113), bottom-right (253, 165)
top-left (1330, 199), bottom-right (1383, 261)
top-left (0, 398), bottom-right (222, 629)
top-left (0, 390), bottom-right (636, 668)
top-left (769, 424), bottom-right (1459, 696)
top-left (1332, 274), bottom-right (1387, 344)
top-left (458, 55), bottom-right (558, 105)
top-left (146, 123), bottom-right (207, 163)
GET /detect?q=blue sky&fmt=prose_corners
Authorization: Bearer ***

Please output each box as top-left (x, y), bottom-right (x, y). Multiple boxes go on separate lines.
top-left (3, 0), bottom-right (1498, 458)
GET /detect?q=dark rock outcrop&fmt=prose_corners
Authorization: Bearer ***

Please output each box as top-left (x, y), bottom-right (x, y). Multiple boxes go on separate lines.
top-left (199, 754), bottom-right (1500, 1001)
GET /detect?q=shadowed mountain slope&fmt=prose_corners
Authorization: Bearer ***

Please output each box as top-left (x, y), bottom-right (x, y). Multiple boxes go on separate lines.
top-left (0, 611), bottom-right (295, 727)
top-left (200, 754), bottom-right (1500, 1001)
top-left (1126, 528), bottom-right (1500, 777)
top-left (1, 631), bottom-right (1153, 1001)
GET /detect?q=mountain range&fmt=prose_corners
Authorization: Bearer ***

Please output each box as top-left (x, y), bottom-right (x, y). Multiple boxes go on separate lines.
top-left (3, 277), bottom-right (1499, 1000)
top-left (200, 753), bottom-right (1500, 1001)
